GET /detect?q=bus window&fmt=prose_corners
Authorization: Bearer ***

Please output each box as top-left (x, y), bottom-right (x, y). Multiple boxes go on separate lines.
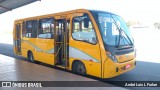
top-left (38, 18), bottom-right (54, 39)
top-left (72, 14), bottom-right (97, 44)
top-left (26, 20), bottom-right (38, 38)
top-left (22, 21), bottom-right (26, 37)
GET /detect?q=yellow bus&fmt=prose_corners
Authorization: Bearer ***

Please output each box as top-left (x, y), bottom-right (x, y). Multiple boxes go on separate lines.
top-left (13, 9), bottom-right (136, 78)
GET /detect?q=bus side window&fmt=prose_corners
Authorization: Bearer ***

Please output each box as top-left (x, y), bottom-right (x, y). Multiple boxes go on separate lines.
top-left (38, 18), bottom-right (54, 39)
top-left (22, 21), bottom-right (26, 37)
top-left (26, 20), bottom-right (38, 38)
top-left (72, 14), bottom-right (97, 44)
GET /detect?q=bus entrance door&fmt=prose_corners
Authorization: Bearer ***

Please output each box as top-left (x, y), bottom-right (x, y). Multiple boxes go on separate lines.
top-left (54, 18), bottom-right (69, 69)
top-left (15, 23), bottom-right (21, 54)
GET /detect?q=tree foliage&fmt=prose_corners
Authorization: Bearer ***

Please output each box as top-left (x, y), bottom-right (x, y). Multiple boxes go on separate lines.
top-left (154, 22), bottom-right (160, 29)
top-left (127, 20), bottom-right (140, 27)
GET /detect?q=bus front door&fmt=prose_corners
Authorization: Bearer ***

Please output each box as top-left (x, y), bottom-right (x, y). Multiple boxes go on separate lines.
top-left (54, 18), bottom-right (70, 69)
top-left (15, 24), bottom-right (21, 54)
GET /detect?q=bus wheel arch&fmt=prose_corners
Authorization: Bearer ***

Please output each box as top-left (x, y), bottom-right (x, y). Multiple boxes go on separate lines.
top-left (27, 50), bottom-right (35, 62)
top-left (72, 60), bottom-right (87, 75)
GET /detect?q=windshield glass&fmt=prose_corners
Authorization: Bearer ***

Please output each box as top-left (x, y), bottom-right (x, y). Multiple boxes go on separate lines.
top-left (91, 11), bottom-right (133, 47)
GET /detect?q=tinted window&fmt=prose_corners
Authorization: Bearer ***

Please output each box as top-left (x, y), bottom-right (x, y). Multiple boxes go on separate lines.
top-left (38, 18), bottom-right (54, 39)
top-left (72, 14), bottom-right (97, 44)
top-left (22, 21), bottom-right (26, 37)
top-left (26, 20), bottom-right (38, 38)
top-left (91, 12), bottom-right (133, 46)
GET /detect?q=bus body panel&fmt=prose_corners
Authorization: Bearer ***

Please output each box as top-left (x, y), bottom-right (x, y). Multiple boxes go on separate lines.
top-left (21, 38), bottom-right (55, 65)
top-left (69, 40), bottom-right (102, 77)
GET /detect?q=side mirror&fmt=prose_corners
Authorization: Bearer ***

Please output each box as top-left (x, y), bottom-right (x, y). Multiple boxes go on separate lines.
top-left (84, 18), bottom-right (89, 28)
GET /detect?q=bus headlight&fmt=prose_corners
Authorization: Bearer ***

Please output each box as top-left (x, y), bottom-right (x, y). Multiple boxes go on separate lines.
top-left (107, 53), bottom-right (118, 63)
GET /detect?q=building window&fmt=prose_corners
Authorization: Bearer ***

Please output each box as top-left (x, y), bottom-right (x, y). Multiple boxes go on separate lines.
top-left (26, 20), bottom-right (38, 38)
top-left (72, 14), bottom-right (97, 44)
top-left (38, 18), bottom-right (54, 39)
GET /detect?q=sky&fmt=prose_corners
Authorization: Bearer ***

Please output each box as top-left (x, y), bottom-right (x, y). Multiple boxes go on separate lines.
top-left (0, 0), bottom-right (160, 32)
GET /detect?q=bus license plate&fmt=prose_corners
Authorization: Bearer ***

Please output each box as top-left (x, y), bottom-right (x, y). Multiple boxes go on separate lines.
top-left (126, 64), bottom-right (131, 69)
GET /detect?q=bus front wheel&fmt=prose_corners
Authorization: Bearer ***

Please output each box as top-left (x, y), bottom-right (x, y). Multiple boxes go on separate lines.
top-left (73, 61), bottom-right (86, 75)
top-left (28, 51), bottom-right (35, 62)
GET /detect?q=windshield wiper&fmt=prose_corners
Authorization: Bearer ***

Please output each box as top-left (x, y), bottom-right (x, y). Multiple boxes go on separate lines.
top-left (119, 28), bottom-right (133, 45)
top-left (116, 28), bottom-right (133, 48)
top-left (111, 15), bottom-right (133, 48)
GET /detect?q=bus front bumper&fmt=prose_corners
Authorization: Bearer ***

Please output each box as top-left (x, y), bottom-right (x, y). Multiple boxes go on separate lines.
top-left (103, 58), bottom-right (136, 78)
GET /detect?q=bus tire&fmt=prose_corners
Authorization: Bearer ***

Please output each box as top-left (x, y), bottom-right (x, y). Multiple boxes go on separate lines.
top-left (28, 51), bottom-right (35, 62)
top-left (72, 61), bottom-right (78, 73)
top-left (76, 61), bottom-right (86, 75)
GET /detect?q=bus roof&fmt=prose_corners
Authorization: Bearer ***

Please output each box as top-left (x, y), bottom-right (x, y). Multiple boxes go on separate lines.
top-left (14, 9), bottom-right (118, 22)
top-left (89, 10), bottom-right (118, 16)
top-left (14, 9), bottom-right (87, 21)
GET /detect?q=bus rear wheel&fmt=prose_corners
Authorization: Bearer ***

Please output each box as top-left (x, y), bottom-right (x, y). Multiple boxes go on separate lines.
top-left (28, 51), bottom-right (35, 62)
top-left (73, 61), bottom-right (86, 75)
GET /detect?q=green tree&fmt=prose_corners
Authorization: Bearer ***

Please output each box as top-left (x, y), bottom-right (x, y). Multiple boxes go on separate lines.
top-left (127, 20), bottom-right (140, 27)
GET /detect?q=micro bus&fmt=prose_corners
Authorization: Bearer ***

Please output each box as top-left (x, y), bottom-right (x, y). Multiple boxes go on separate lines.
top-left (13, 9), bottom-right (136, 78)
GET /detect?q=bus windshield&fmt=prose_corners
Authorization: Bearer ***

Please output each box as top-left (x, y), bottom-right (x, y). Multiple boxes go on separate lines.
top-left (91, 11), bottom-right (133, 47)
